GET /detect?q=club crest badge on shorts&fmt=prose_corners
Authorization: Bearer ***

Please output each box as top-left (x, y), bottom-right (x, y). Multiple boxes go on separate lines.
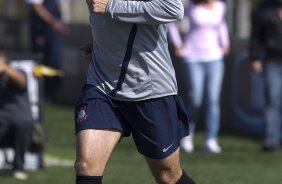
top-left (77, 104), bottom-right (88, 123)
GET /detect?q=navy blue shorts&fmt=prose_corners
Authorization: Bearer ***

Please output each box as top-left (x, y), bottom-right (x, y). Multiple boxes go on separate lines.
top-left (75, 84), bottom-right (189, 159)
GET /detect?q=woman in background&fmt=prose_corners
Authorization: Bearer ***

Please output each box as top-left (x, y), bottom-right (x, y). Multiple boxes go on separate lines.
top-left (169, 0), bottom-right (230, 153)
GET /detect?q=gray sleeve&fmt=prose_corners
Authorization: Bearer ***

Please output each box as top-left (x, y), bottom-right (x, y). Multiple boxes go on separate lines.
top-left (106, 0), bottom-right (184, 25)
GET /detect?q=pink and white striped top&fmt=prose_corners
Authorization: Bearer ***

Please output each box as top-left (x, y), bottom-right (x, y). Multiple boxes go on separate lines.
top-left (168, 0), bottom-right (230, 62)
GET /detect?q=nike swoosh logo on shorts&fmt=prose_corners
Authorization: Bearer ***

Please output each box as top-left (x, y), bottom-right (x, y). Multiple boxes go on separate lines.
top-left (163, 143), bottom-right (174, 152)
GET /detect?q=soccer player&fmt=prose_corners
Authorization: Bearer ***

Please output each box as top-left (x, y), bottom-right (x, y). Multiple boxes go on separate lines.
top-left (74, 0), bottom-right (196, 183)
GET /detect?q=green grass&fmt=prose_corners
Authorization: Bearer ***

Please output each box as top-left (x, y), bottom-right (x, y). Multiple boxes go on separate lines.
top-left (42, 104), bottom-right (76, 159)
top-left (1, 104), bottom-right (282, 184)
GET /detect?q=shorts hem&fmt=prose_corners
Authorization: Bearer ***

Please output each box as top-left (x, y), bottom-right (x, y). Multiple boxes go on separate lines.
top-left (75, 127), bottom-right (129, 137)
top-left (139, 144), bottom-right (180, 160)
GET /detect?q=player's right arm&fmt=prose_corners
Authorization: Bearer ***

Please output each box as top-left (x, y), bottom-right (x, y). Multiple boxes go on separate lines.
top-left (87, 0), bottom-right (184, 25)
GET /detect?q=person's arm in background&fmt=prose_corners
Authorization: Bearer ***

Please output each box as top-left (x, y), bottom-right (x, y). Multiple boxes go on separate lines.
top-left (0, 54), bottom-right (27, 89)
top-left (168, 23), bottom-right (183, 57)
top-left (87, 0), bottom-right (184, 24)
top-left (250, 6), bottom-right (265, 74)
top-left (218, 3), bottom-right (230, 56)
top-left (218, 21), bottom-right (230, 55)
top-left (30, 1), bottom-right (67, 33)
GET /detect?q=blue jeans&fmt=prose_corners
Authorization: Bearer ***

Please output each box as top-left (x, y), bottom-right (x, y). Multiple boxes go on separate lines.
top-left (182, 59), bottom-right (224, 140)
top-left (263, 62), bottom-right (282, 146)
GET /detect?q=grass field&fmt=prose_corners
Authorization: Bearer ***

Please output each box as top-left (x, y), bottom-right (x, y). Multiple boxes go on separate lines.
top-left (1, 103), bottom-right (282, 184)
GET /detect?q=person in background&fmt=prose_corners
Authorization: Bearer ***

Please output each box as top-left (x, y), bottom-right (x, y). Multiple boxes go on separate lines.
top-left (0, 50), bottom-right (33, 180)
top-left (74, 0), bottom-right (196, 183)
top-left (168, 0), bottom-right (230, 153)
top-left (250, 0), bottom-right (282, 151)
top-left (25, 0), bottom-right (68, 101)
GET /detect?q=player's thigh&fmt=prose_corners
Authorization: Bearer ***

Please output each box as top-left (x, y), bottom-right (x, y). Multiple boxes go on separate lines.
top-left (144, 148), bottom-right (182, 177)
top-left (76, 129), bottom-right (122, 174)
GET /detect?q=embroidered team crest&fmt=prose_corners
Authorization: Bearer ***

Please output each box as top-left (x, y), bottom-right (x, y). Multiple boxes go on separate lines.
top-left (77, 104), bottom-right (88, 123)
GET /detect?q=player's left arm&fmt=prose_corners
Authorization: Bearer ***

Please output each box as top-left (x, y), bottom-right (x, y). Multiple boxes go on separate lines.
top-left (86, 0), bottom-right (184, 24)
top-left (80, 42), bottom-right (93, 61)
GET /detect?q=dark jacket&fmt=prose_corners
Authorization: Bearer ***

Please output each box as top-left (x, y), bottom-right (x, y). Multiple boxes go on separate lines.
top-left (250, 0), bottom-right (282, 62)
top-left (29, 0), bottom-right (61, 34)
top-left (0, 71), bottom-right (33, 124)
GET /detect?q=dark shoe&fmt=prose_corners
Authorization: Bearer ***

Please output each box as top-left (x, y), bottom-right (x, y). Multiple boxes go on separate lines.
top-left (262, 144), bottom-right (279, 152)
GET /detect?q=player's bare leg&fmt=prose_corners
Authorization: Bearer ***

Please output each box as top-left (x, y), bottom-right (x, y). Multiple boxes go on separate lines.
top-left (145, 148), bottom-right (195, 184)
top-left (75, 129), bottom-right (122, 176)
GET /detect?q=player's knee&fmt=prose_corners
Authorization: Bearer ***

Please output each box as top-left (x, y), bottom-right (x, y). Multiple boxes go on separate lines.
top-left (75, 159), bottom-right (96, 175)
top-left (75, 159), bottom-right (88, 174)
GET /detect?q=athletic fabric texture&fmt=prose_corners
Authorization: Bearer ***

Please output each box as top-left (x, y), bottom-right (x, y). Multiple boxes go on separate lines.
top-left (87, 0), bottom-right (184, 101)
top-left (75, 85), bottom-right (189, 159)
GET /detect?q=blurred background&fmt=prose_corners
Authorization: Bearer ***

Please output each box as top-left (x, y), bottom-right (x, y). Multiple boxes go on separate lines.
top-left (0, 0), bottom-right (281, 183)
top-left (0, 0), bottom-right (264, 134)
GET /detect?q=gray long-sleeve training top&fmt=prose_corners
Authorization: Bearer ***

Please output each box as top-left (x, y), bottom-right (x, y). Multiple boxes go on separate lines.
top-left (87, 0), bottom-right (184, 101)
